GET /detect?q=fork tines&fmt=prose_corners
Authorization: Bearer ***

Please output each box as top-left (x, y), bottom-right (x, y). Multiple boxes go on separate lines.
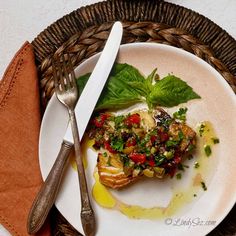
top-left (52, 53), bottom-right (77, 92)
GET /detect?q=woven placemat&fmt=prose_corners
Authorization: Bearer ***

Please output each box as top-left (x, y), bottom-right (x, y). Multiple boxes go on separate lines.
top-left (31, 0), bottom-right (236, 235)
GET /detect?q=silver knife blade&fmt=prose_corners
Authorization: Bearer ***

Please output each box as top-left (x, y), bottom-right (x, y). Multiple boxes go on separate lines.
top-left (64, 21), bottom-right (123, 143)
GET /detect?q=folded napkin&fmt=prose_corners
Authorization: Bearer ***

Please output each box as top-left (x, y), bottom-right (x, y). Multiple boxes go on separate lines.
top-left (0, 42), bottom-right (51, 236)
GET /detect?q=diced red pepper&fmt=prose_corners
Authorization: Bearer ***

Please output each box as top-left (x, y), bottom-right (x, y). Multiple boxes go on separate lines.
top-left (173, 155), bottom-right (181, 164)
top-left (129, 153), bottom-right (146, 164)
top-left (149, 159), bottom-right (155, 167)
top-left (125, 113), bottom-right (141, 127)
top-left (104, 141), bottom-right (117, 154)
top-left (168, 167), bottom-right (177, 178)
top-left (126, 138), bottom-right (137, 147)
top-left (150, 135), bottom-right (158, 144)
top-left (159, 131), bottom-right (169, 142)
top-left (93, 113), bottom-right (110, 128)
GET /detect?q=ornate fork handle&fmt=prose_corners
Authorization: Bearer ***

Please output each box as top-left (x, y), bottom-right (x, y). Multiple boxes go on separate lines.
top-left (27, 140), bottom-right (73, 234)
top-left (69, 109), bottom-right (96, 236)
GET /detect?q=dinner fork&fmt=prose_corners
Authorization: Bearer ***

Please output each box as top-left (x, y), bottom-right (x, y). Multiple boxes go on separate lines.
top-left (53, 54), bottom-right (96, 236)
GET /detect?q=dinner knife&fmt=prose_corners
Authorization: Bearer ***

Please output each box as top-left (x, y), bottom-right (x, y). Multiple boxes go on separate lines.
top-left (27, 21), bottom-right (123, 234)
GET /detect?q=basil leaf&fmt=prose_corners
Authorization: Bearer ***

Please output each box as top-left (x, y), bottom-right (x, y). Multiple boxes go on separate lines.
top-left (147, 75), bottom-right (201, 107)
top-left (76, 64), bottom-right (201, 111)
top-left (145, 68), bottom-right (157, 92)
top-left (97, 63), bottom-right (147, 109)
top-left (76, 73), bottom-right (90, 95)
top-left (109, 63), bottom-right (148, 97)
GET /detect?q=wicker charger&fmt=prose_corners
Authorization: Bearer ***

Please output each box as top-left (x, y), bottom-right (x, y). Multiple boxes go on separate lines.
top-left (31, 0), bottom-right (236, 235)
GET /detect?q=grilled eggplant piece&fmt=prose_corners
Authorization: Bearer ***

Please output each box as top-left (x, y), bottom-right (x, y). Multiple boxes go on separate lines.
top-left (89, 108), bottom-right (196, 189)
top-left (97, 153), bottom-right (139, 189)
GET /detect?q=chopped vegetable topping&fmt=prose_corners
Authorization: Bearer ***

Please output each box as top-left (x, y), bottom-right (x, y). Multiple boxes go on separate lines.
top-left (93, 113), bottom-right (110, 127)
top-left (173, 107), bottom-right (188, 122)
top-left (201, 181), bottom-right (207, 191)
top-left (178, 163), bottom-right (189, 171)
top-left (110, 137), bottom-right (124, 152)
top-left (125, 113), bottom-right (141, 127)
top-left (89, 108), bottom-right (197, 186)
top-left (129, 153), bottom-right (146, 164)
top-left (176, 173), bottom-right (182, 179)
top-left (204, 145), bottom-right (212, 157)
top-left (211, 137), bottom-right (220, 144)
top-left (194, 162), bottom-right (200, 168)
top-left (199, 123), bottom-right (206, 137)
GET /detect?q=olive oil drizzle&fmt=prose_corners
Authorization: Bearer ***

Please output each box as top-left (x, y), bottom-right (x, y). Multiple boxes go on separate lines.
top-left (92, 170), bottom-right (202, 219)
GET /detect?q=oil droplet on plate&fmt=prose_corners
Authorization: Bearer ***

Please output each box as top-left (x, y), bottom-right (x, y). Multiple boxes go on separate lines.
top-left (70, 135), bottom-right (95, 170)
top-left (92, 172), bottom-right (116, 208)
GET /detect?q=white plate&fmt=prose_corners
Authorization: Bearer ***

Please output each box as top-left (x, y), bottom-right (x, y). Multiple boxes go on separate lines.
top-left (39, 43), bottom-right (236, 236)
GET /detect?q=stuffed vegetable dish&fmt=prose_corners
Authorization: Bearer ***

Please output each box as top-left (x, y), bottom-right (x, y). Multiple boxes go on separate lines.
top-left (88, 108), bottom-right (196, 189)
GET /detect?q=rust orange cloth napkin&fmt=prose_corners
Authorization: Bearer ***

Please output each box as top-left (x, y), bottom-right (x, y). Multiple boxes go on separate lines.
top-left (0, 42), bottom-right (51, 236)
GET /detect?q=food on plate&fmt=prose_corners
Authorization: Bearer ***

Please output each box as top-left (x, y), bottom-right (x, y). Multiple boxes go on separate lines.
top-left (77, 63), bottom-right (201, 189)
top-left (88, 108), bottom-right (196, 189)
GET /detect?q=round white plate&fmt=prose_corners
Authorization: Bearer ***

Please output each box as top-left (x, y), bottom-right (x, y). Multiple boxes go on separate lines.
top-left (39, 43), bottom-right (236, 236)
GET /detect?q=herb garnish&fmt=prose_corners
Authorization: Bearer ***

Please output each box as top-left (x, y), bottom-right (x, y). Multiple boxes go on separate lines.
top-left (173, 107), bottom-right (188, 122)
top-left (194, 162), bottom-right (200, 168)
top-left (176, 173), bottom-right (182, 179)
top-left (77, 63), bottom-right (201, 110)
top-left (199, 123), bottom-right (205, 137)
top-left (211, 137), bottom-right (220, 144)
top-left (110, 137), bottom-right (124, 152)
top-left (201, 181), bottom-right (207, 191)
top-left (204, 145), bottom-right (212, 157)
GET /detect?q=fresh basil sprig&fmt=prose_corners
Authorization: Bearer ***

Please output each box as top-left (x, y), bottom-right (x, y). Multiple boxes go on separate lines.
top-left (76, 63), bottom-right (201, 110)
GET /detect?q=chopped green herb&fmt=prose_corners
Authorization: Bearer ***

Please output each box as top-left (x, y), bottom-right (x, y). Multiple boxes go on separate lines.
top-left (204, 144), bottom-right (212, 157)
top-left (140, 135), bottom-right (150, 148)
top-left (176, 173), bottom-right (182, 179)
top-left (178, 163), bottom-right (184, 171)
top-left (178, 130), bottom-right (184, 140)
top-left (177, 163), bottom-right (189, 171)
top-left (201, 181), bottom-right (207, 191)
top-left (107, 156), bottom-right (112, 166)
top-left (166, 139), bottom-right (179, 148)
top-left (199, 123), bottom-right (205, 137)
top-left (211, 137), bottom-right (220, 144)
top-left (194, 162), bottom-right (200, 168)
top-left (144, 148), bottom-right (151, 156)
top-left (103, 152), bottom-right (108, 157)
top-left (110, 137), bottom-right (124, 152)
top-left (134, 165), bottom-right (141, 170)
top-left (187, 144), bottom-right (196, 152)
top-left (159, 118), bottom-right (172, 129)
top-left (187, 154), bottom-right (194, 160)
top-left (120, 154), bottom-right (130, 167)
top-left (114, 115), bottom-right (125, 128)
top-left (154, 155), bottom-right (165, 166)
top-left (173, 107), bottom-right (188, 122)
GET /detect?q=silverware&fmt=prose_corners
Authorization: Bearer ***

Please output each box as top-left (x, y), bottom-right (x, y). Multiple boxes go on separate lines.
top-left (27, 21), bottom-right (123, 234)
top-left (53, 54), bottom-right (96, 236)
